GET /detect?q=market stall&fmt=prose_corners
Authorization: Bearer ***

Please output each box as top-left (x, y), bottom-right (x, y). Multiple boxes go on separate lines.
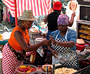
top-left (1, 0), bottom-right (90, 74)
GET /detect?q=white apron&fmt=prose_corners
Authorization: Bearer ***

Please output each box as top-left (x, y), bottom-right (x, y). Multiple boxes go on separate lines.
top-left (51, 30), bottom-right (78, 67)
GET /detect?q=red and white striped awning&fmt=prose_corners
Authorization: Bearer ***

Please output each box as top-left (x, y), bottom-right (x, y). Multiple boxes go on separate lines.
top-left (3, 0), bottom-right (51, 17)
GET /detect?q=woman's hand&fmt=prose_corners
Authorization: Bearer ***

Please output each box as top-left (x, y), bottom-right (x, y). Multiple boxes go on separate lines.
top-left (49, 35), bottom-right (57, 45)
top-left (71, 12), bottom-right (75, 18)
top-left (48, 46), bottom-right (58, 58)
top-left (51, 50), bottom-right (58, 58)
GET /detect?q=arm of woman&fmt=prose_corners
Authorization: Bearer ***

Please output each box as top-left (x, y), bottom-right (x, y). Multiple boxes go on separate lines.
top-left (14, 31), bottom-right (50, 52)
top-left (44, 16), bottom-right (48, 24)
top-left (69, 12), bottom-right (75, 27)
top-left (50, 37), bottom-right (75, 48)
top-left (55, 41), bottom-right (75, 48)
top-left (48, 46), bottom-right (58, 57)
top-left (50, 30), bottom-right (76, 48)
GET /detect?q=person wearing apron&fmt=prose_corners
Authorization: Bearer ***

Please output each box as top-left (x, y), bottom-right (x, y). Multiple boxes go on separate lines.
top-left (48, 15), bottom-right (78, 67)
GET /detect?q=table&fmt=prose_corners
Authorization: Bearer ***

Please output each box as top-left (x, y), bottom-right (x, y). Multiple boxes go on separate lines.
top-left (0, 40), bottom-right (8, 51)
top-left (0, 40), bottom-right (8, 46)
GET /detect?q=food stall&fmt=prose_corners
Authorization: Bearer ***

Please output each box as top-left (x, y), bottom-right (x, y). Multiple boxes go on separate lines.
top-left (1, 0), bottom-right (90, 74)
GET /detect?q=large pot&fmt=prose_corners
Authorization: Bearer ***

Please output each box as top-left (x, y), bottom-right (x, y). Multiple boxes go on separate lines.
top-left (54, 65), bottom-right (79, 74)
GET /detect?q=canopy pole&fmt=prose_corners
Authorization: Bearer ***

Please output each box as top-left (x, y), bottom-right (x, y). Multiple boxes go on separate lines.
top-left (14, 0), bottom-right (17, 26)
top-left (51, 0), bottom-right (53, 8)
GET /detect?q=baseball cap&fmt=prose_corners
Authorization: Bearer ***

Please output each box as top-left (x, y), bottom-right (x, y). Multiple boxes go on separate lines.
top-left (53, 1), bottom-right (62, 11)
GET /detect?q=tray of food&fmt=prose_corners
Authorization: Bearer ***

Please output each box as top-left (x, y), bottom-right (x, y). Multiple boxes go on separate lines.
top-left (54, 65), bottom-right (79, 74)
top-left (79, 29), bottom-right (90, 35)
top-left (16, 64), bottom-right (37, 74)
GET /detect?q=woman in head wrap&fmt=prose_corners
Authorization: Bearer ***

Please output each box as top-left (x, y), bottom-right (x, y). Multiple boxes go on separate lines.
top-left (43, 1), bottom-right (75, 64)
top-left (48, 15), bottom-right (78, 67)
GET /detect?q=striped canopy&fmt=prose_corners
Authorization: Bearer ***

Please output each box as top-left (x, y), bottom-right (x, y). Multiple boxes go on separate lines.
top-left (3, 0), bottom-right (51, 17)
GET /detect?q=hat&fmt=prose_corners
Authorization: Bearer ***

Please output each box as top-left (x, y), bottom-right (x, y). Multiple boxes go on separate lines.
top-left (57, 15), bottom-right (69, 26)
top-left (53, 1), bottom-right (62, 11)
top-left (18, 10), bottom-right (36, 21)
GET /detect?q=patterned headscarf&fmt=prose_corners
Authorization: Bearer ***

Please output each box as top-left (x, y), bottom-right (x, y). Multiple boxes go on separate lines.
top-left (57, 15), bottom-right (69, 26)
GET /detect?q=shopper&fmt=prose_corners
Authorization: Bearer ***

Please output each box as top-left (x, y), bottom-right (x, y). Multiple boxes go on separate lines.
top-left (10, 12), bottom-right (15, 27)
top-left (2, 10), bottom-right (50, 74)
top-left (48, 15), bottom-right (78, 67)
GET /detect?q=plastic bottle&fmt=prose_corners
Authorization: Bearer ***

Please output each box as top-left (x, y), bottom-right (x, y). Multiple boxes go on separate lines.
top-left (29, 51), bottom-right (36, 64)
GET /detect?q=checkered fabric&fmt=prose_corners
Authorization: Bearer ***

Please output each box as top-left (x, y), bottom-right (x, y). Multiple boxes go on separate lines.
top-left (51, 38), bottom-right (78, 67)
top-left (2, 43), bottom-right (22, 74)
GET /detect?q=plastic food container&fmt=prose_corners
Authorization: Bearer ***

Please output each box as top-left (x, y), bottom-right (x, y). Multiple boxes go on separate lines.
top-left (76, 43), bottom-right (85, 51)
top-left (16, 65), bottom-right (37, 74)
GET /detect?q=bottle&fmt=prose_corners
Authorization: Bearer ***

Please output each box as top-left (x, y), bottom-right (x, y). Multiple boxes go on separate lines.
top-left (29, 51), bottom-right (36, 64)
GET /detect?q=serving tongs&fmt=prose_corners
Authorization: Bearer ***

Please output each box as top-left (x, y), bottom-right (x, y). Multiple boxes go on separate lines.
top-left (46, 66), bottom-right (48, 74)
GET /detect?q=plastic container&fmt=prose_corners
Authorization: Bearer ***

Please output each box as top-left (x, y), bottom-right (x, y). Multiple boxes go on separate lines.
top-left (29, 51), bottom-right (36, 64)
top-left (76, 43), bottom-right (89, 51)
top-left (76, 43), bottom-right (85, 51)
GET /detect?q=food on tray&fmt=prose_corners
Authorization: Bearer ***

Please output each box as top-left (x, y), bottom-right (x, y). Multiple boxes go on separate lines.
top-left (16, 65), bottom-right (37, 74)
top-left (86, 36), bottom-right (90, 40)
top-left (37, 66), bottom-right (42, 71)
top-left (86, 25), bottom-right (90, 29)
top-left (79, 30), bottom-right (90, 34)
top-left (77, 39), bottom-right (85, 44)
top-left (42, 64), bottom-right (52, 72)
top-left (81, 25), bottom-right (90, 29)
top-left (55, 67), bottom-right (77, 74)
top-left (0, 34), bottom-right (2, 40)
top-left (80, 34), bottom-right (90, 40)
top-left (81, 25), bottom-right (85, 28)
top-left (85, 30), bottom-right (90, 34)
